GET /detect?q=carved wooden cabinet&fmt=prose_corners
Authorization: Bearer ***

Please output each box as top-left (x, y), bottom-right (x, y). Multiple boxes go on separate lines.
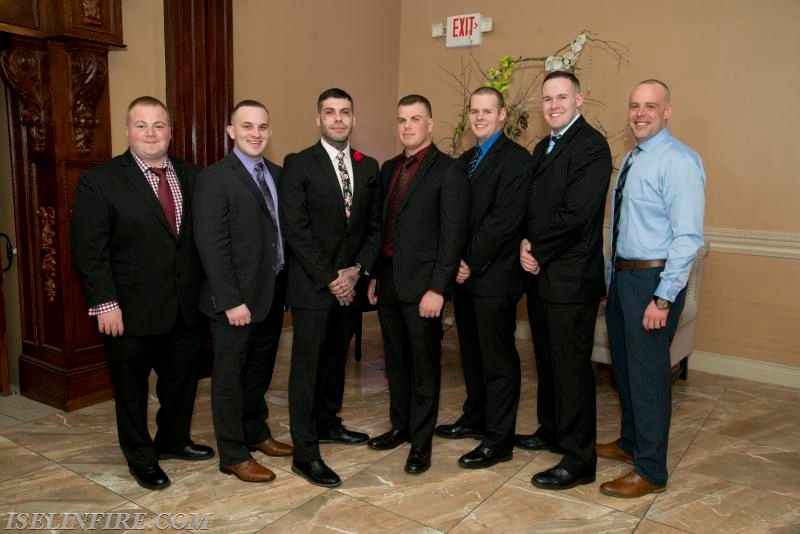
top-left (0, 0), bottom-right (122, 409)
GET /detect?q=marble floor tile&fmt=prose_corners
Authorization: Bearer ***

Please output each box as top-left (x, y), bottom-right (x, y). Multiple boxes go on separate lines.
top-left (260, 491), bottom-right (441, 533)
top-left (0, 435), bottom-right (54, 485)
top-left (676, 429), bottom-right (800, 499)
top-left (0, 314), bottom-right (797, 533)
top-left (451, 477), bottom-right (641, 533)
top-left (0, 392), bottom-right (62, 422)
top-left (645, 469), bottom-right (800, 533)
top-left (340, 446), bottom-right (509, 531)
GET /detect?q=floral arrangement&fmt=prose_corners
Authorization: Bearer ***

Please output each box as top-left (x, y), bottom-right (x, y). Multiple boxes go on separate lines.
top-left (441, 31), bottom-right (629, 156)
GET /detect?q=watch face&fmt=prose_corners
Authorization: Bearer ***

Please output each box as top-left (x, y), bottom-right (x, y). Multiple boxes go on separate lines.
top-left (655, 298), bottom-right (670, 310)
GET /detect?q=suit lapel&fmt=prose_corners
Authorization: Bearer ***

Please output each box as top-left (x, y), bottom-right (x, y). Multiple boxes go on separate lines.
top-left (121, 151), bottom-right (177, 239)
top-left (470, 135), bottom-right (505, 183)
top-left (534, 116), bottom-right (586, 176)
top-left (398, 145), bottom-right (437, 213)
top-left (314, 142), bottom-right (348, 221)
top-left (228, 152), bottom-right (271, 218)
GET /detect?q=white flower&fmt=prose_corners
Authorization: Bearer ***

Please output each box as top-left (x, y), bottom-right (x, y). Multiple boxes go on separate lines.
top-left (571, 41), bottom-right (583, 54)
top-left (563, 50), bottom-right (576, 67)
top-left (575, 33), bottom-right (587, 46)
top-left (545, 55), bottom-right (564, 72)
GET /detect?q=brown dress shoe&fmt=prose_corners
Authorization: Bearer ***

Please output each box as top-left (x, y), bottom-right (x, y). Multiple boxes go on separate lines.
top-left (220, 459), bottom-right (276, 483)
top-left (248, 437), bottom-right (294, 457)
top-left (600, 471), bottom-right (665, 498)
top-left (596, 442), bottom-right (634, 464)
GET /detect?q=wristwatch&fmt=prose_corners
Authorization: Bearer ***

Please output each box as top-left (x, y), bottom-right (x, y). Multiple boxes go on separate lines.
top-left (653, 296), bottom-right (671, 310)
top-left (354, 262), bottom-right (368, 277)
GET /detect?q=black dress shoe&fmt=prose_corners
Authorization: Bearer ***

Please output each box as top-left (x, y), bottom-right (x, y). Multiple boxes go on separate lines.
top-left (158, 443), bottom-right (215, 461)
top-left (434, 421), bottom-right (485, 440)
top-left (405, 446), bottom-right (431, 474)
top-left (514, 433), bottom-right (558, 451)
top-left (292, 459), bottom-right (341, 488)
top-left (458, 446), bottom-right (512, 469)
top-left (531, 465), bottom-right (595, 490)
top-left (368, 428), bottom-right (409, 450)
top-left (319, 424), bottom-right (369, 445)
top-left (129, 463), bottom-right (170, 490)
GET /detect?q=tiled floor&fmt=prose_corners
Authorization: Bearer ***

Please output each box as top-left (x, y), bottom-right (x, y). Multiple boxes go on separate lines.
top-left (1, 313), bottom-right (799, 533)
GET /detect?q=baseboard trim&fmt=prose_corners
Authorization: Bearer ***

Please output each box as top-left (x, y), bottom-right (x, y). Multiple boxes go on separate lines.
top-left (514, 321), bottom-right (799, 389)
top-left (688, 351), bottom-right (800, 388)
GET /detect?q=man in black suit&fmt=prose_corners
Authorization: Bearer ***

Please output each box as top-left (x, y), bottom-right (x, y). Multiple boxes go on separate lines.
top-left (193, 100), bottom-right (294, 484)
top-left (434, 87), bottom-right (530, 469)
top-left (70, 96), bottom-right (213, 491)
top-left (517, 72), bottom-right (612, 490)
top-left (366, 94), bottom-right (467, 474)
top-left (280, 88), bottom-right (382, 487)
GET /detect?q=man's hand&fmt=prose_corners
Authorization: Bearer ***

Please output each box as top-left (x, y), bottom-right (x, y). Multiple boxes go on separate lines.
top-left (519, 238), bottom-right (540, 275)
top-left (329, 268), bottom-right (359, 306)
top-left (456, 260), bottom-right (471, 284)
top-left (642, 301), bottom-right (669, 331)
top-left (225, 303), bottom-right (252, 327)
top-left (97, 308), bottom-right (124, 337)
top-left (419, 290), bottom-right (444, 318)
top-left (367, 278), bottom-right (378, 306)
top-left (601, 284), bottom-right (609, 306)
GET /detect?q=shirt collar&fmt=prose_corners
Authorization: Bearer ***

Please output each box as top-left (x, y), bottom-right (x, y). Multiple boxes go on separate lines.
top-left (550, 112), bottom-right (581, 137)
top-left (130, 150), bottom-right (174, 175)
top-left (320, 138), bottom-right (351, 160)
top-left (477, 129), bottom-right (504, 153)
top-left (232, 146), bottom-right (265, 176)
top-left (637, 127), bottom-right (671, 152)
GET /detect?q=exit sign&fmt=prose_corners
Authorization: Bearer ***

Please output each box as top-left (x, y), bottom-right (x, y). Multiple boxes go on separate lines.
top-left (446, 13), bottom-right (482, 47)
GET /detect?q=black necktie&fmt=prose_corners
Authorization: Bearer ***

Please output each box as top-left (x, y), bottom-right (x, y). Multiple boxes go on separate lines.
top-left (468, 145), bottom-right (482, 176)
top-left (254, 162), bottom-right (284, 269)
top-left (611, 146), bottom-right (642, 262)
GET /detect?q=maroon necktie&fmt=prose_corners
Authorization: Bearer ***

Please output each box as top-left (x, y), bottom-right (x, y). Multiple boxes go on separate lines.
top-left (150, 167), bottom-right (178, 236)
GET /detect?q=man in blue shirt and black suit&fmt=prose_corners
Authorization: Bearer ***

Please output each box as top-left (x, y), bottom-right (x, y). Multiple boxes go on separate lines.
top-left (597, 79), bottom-right (705, 498)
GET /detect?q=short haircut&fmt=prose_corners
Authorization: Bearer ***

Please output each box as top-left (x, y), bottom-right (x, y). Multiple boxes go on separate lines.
top-left (398, 94), bottom-right (432, 117)
top-left (127, 96), bottom-right (171, 123)
top-left (317, 88), bottom-right (353, 112)
top-left (637, 79), bottom-right (671, 103)
top-left (542, 71), bottom-right (581, 92)
top-left (231, 99), bottom-right (269, 122)
top-left (470, 86), bottom-right (505, 110)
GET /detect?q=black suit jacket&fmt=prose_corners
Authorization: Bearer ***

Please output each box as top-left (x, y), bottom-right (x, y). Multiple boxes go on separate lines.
top-left (527, 115), bottom-right (612, 303)
top-left (377, 145), bottom-right (467, 303)
top-left (70, 150), bottom-right (204, 335)
top-left (279, 141), bottom-right (381, 310)
top-left (458, 134), bottom-right (530, 296)
top-left (193, 152), bottom-right (283, 322)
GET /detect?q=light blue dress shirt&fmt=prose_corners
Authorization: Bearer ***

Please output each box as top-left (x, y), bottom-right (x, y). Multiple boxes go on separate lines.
top-left (606, 128), bottom-right (705, 302)
top-left (232, 146), bottom-right (284, 270)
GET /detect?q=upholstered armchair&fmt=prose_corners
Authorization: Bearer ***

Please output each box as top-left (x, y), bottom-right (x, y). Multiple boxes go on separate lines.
top-left (591, 244), bottom-right (709, 381)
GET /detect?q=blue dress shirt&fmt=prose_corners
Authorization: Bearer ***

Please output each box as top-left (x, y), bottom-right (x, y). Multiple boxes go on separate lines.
top-left (606, 128), bottom-right (705, 302)
top-left (473, 129), bottom-right (504, 168)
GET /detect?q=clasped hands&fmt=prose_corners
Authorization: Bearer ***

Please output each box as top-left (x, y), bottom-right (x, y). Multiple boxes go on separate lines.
top-left (329, 267), bottom-right (360, 306)
top-left (519, 238), bottom-right (541, 275)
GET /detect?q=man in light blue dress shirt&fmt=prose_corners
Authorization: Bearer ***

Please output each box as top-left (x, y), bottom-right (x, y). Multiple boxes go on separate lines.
top-left (597, 80), bottom-right (706, 498)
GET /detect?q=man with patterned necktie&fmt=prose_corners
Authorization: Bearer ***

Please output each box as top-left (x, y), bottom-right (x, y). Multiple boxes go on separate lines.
top-left (70, 96), bottom-right (213, 491)
top-left (597, 79), bottom-right (705, 498)
top-left (193, 100), bottom-right (294, 484)
top-left (280, 88), bottom-right (382, 488)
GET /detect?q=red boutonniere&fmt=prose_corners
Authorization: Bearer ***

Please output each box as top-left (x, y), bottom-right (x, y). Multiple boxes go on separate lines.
top-left (353, 150), bottom-right (364, 162)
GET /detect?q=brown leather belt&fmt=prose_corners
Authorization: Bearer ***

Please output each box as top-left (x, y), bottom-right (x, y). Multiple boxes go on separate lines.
top-left (614, 259), bottom-right (666, 271)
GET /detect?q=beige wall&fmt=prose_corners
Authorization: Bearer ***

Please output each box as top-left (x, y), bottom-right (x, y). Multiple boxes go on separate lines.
top-left (233, 0), bottom-right (401, 164)
top-left (108, 0), bottom-right (166, 154)
top-left (101, 0), bottom-right (799, 373)
top-left (399, 0), bottom-right (800, 369)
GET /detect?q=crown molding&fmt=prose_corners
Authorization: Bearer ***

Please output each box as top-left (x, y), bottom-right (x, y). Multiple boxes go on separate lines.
top-left (703, 227), bottom-right (800, 260)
